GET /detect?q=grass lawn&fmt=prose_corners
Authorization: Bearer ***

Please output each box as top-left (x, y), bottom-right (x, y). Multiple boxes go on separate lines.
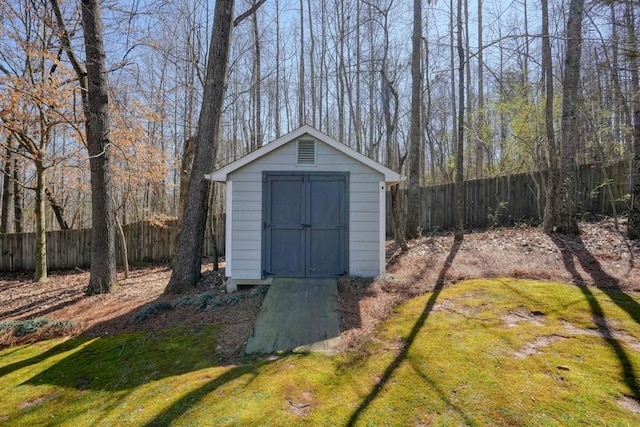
top-left (1, 278), bottom-right (639, 426)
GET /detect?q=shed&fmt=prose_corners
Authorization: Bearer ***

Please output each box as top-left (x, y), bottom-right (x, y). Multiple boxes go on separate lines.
top-left (206, 125), bottom-right (403, 292)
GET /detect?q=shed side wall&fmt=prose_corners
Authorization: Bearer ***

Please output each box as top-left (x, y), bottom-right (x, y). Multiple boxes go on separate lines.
top-left (229, 139), bottom-right (384, 280)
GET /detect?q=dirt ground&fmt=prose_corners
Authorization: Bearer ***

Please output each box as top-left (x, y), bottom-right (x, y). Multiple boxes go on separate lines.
top-left (1, 218), bottom-right (639, 358)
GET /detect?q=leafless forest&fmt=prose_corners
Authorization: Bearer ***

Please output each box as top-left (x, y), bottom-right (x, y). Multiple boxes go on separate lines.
top-left (1, 0), bottom-right (640, 287)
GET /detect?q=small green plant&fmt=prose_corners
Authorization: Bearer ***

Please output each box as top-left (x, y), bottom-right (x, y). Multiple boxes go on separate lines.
top-left (13, 318), bottom-right (50, 336)
top-left (0, 319), bottom-right (18, 332)
top-left (487, 201), bottom-right (509, 228)
top-left (133, 286), bottom-right (270, 324)
top-left (250, 285), bottom-right (269, 297)
top-left (174, 292), bottom-right (217, 311)
top-left (589, 179), bottom-right (613, 200)
top-left (48, 320), bottom-right (75, 334)
top-left (617, 193), bottom-right (631, 203)
top-left (130, 301), bottom-right (173, 325)
top-left (0, 318), bottom-right (74, 337)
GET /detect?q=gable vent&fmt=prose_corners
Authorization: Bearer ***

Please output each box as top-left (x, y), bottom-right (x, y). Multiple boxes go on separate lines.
top-left (297, 140), bottom-right (316, 165)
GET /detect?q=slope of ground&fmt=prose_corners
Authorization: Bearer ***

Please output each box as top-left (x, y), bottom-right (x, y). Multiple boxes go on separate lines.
top-left (1, 277), bottom-right (638, 425)
top-left (0, 218), bottom-right (638, 356)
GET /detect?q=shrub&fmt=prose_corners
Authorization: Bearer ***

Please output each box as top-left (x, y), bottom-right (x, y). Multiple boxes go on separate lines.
top-left (0, 318), bottom-right (74, 337)
top-left (130, 301), bottom-right (174, 325)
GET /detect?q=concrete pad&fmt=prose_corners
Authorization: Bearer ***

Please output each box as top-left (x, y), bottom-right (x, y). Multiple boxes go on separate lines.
top-left (245, 278), bottom-right (341, 354)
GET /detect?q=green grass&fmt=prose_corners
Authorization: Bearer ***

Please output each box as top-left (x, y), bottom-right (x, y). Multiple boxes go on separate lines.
top-left (1, 278), bottom-right (639, 426)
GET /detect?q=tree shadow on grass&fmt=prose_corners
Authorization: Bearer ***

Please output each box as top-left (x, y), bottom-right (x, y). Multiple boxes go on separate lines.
top-left (549, 233), bottom-right (640, 402)
top-left (24, 325), bottom-right (220, 391)
top-left (346, 239), bottom-right (464, 426)
top-left (0, 337), bottom-right (89, 379)
top-left (143, 357), bottom-right (277, 426)
top-left (1, 265), bottom-right (278, 424)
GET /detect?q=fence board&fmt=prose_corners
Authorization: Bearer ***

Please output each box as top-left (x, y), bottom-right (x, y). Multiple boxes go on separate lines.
top-left (0, 162), bottom-right (631, 271)
top-left (402, 161), bottom-right (630, 233)
top-left (0, 215), bottom-right (225, 272)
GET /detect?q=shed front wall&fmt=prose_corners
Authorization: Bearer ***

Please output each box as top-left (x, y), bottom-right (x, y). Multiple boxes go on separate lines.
top-left (228, 137), bottom-right (384, 281)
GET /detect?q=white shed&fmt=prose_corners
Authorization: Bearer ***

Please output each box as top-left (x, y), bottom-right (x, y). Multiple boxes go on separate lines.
top-left (206, 125), bottom-right (403, 292)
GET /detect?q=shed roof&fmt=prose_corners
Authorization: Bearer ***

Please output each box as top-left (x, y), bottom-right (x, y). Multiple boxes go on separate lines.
top-left (206, 125), bottom-right (403, 184)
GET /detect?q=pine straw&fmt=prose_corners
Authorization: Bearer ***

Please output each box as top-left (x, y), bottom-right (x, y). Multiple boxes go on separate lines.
top-left (337, 218), bottom-right (640, 352)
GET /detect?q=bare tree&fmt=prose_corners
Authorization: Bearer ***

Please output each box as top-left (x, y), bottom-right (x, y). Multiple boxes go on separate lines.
top-left (1, 136), bottom-right (14, 233)
top-left (542, 0), bottom-right (559, 233)
top-left (454, 0), bottom-right (465, 242)
top-left (13, 156), bottom-right (23, 233)
top-left (627, 0), bottom-right (640, 239)
top-left (167, 0), bottom-right (235, 293)
top-left (475, 0), bottom-right (484, 179)
top-left (406, 0), bottom-right (422, 239)
top-left (81, 0), bottom-right (117, 294)
top-left (50, 0), bottom-right (117, 293)
top-left (554, 0), bottom-right (585, 235)
top-left (166, 0), bottom-right (266, 292)
top-left (251, 3), bottom-right (263, 150)
top-left (0, 1), bottom-right (75, 281)
top-left (298, 0), bottom-right (306, 127)
top-left (372, 0), bottom-right (407, 251)
top-left (274, 0), bottom-right (282, 138)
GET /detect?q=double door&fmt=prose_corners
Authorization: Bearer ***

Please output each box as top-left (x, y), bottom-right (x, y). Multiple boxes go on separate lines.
top-left (263, 172), bottom-right (348, 278)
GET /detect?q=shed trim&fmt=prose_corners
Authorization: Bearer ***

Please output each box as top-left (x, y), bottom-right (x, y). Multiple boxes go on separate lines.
top-left (379, 180), bottom-right (386, 274)
top-left (225, 179), bottom-right (233, 274)
top-left (206, 125), bottom-right (403, 184)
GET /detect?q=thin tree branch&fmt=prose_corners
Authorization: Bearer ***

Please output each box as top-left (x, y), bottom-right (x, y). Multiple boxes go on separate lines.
top-left (0, 166), bottom-right (35, 191)
top-left (49, 0), bottom-right (88, 90)
top-left (233, 0), bottom-right (267, 27)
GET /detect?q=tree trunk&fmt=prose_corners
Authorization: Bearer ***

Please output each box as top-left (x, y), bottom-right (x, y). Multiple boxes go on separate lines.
top-left (274, 0), bottom-right (281, 138)
top-left (13, 156), bottom-right (23, 233)
top-left (406, 0), bottom-right (422, 240)
top-left (45, 187), bottom-right (69, 230)
top-left (298, 0), bottom-right (305, 127)
top-left (166, 0), bottom-right (236, 293)
top-left (1, 137), bottom-right (14, 234)
top-left (377, 1), bottom-right (407, 251)
top-left (464, 0), bottom-right (472, 180)
top-left (476, 0), bottom-right (484, 179)
top-left (251, 6), bottom-right (262, 150)
top-left (449, 0), bottom-right (458, 182)
top-left (34, 160), bottom-right (47, 282)
top-left (114, 207), bottom-right (129, 279)
top-left (454, 0), bottom-right (465, 242)
top-left (172, 134), bottom-right (197, 266)
top-left (627, 0), bottom-right (640, 239)
top-left (178, 135), bottom-right (197, 222)
top-left (82, 0), bottom-right (118, 294)
top-left (554, 0), bottom-right (584, 235)
top-left (542, 0), bottom-right (559, 233)
top-left (337, 2), bottom-right (346, 142)
top-left (307, 0), bottom-right (316, 128)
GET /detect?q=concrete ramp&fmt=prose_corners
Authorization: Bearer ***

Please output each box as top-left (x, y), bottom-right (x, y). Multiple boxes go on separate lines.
top-left (245, 278), bottom-right (341, 354)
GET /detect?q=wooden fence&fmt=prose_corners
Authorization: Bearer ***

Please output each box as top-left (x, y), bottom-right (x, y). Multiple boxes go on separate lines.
top-left (0, 215), bottom-right (225, 272)
top-left (401, 161), bottom-right (630, 232)
top-left (0, 162), bottom-right (631, 272)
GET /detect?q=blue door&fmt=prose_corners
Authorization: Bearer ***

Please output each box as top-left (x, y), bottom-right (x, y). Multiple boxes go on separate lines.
top-left (263, 173), bottom-right (348, 278)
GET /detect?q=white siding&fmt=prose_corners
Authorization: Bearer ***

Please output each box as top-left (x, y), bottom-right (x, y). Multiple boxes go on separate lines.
top-left (229, 136), bottom-right (385, 280)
